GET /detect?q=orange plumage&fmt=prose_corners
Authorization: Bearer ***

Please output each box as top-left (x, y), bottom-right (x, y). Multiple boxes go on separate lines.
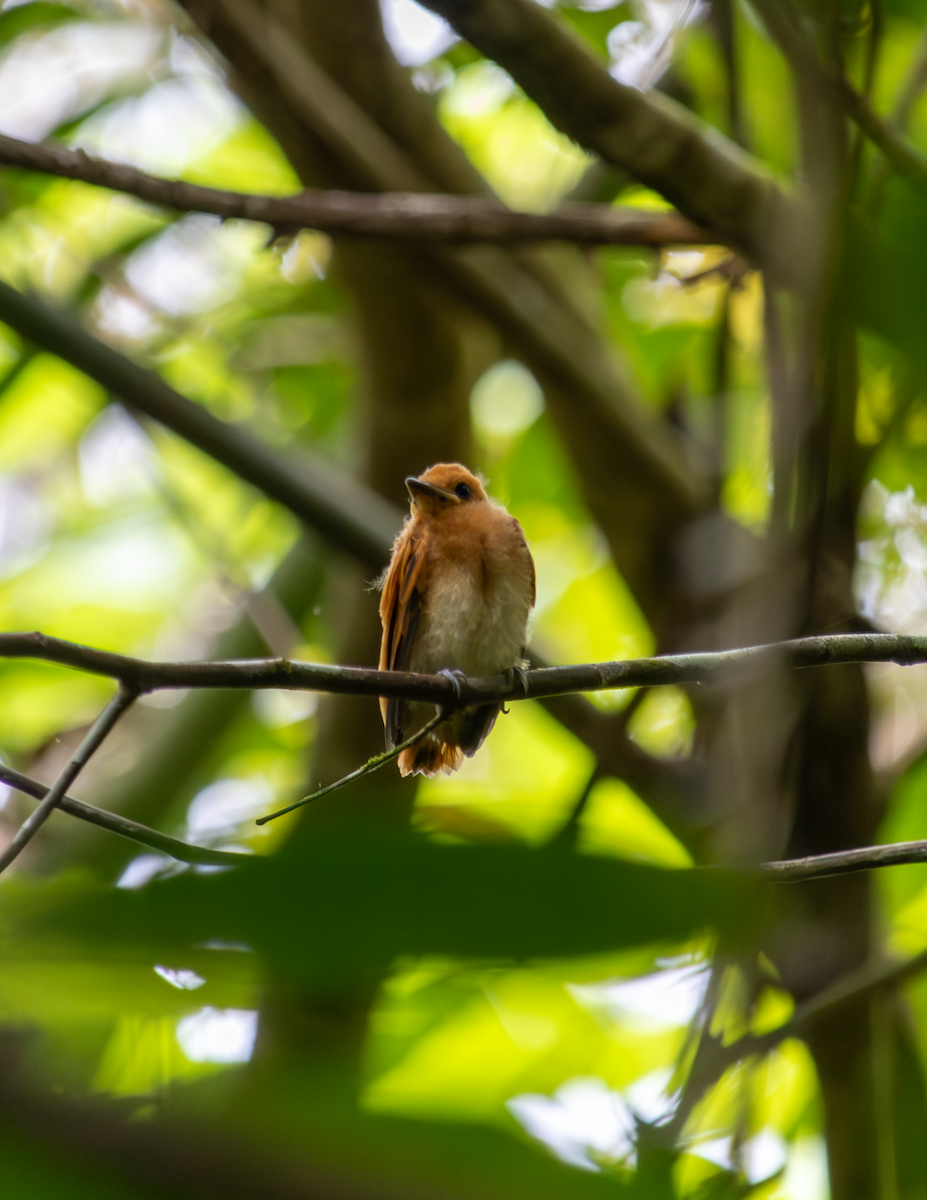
top-left (378, 464), bottom-right (536, 777)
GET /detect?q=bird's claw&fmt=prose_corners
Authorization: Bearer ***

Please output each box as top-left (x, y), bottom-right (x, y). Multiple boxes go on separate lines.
top-left (437, 668), bottom-right (467, 704)
top-left (506, 665), bottom-right (530, 699)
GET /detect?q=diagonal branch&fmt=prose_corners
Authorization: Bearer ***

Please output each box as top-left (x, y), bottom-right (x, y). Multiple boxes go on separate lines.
top-left (0, 133), bottom-right (708, 246)
top-left (255, 708), bottom-right (448, 823)
top-left (0, 762), bottom-right (247, 867)
top-left (708, 946), bottom-right (927, 1085)
top-left (838, 79), bottom-right (927, 193)
top-left (415, 0), bottom-right (800, 277)
top-left (750, 0), bottom-right (927, 194)
top-left (671, 943), bottom-right (927, 1136)
top-left (0, 281), bottom-right (400, 570)
top-left (195, 0), bottom-right (707, 514)
top-left (2, 715), bottom-right (927, 879)
top-left (0, 685), bottom-right (138, 874)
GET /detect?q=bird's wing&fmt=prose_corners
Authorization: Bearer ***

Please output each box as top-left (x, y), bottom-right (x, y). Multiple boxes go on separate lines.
top-left (379, 523), bottom-right (429, 747)
top-left (513, 517), bottom-right (536, 610)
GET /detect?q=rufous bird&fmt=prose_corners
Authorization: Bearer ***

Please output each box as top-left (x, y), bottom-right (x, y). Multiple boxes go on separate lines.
top-left (378, 463), bottom-right (536, 777)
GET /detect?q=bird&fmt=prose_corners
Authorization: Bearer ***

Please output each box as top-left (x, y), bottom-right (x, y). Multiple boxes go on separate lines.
top-left (378, 463), bottom-right (536, 777)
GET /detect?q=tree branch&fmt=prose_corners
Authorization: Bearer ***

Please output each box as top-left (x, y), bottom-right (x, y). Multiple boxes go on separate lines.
top-left (255, 707), bottom-right (448, 823)
top-left (0, 762), bottom-right (247, 867)
top-left (838, 78), bottom-right (927, 193)
top-left (196, 0), bottom-right (707, 514)
top-left (673, 943), bottom-right (927, 1133)
top-left (749, 0), bottom-right (927, 195)
top-left (0, 281), bottom-right (399, 570)
top-left (1, 688), bottom-right (926, 878)
top-left (415, 0), bottom-right (800, 277)
top-left (0, 133), bottom-right (708, 247)
top-left (4, 628), bottom-right (927, 703)
top-left (758, 838), bottom-right (927, 881)
top-left (0, 685), bottom-right (138, 874)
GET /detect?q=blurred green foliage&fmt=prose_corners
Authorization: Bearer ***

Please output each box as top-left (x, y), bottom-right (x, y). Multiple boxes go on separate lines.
top-left (4, 0), bottom-right (927, 1196)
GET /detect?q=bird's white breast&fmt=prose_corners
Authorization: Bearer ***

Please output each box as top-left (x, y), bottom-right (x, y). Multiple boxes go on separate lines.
top-left (409, 559), bottom-right (530, 678)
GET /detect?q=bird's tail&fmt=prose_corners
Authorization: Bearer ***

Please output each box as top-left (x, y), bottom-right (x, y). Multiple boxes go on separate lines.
top-left (397, 735), bottom-right (464, 777)
top-left (396, 703), bottom-right (500, 777)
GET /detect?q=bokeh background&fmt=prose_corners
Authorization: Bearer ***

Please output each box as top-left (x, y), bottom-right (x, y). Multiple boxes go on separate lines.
top-left (3, 0), bottom-right (927, 1196)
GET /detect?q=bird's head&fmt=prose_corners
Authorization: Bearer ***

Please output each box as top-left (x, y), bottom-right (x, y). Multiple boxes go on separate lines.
top-left (405, 463), bottom-right (487, 517)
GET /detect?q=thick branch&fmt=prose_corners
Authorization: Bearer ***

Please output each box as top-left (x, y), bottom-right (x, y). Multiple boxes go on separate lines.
top-left (198, 0), bottom-right (707, 514)
top-left (0, 281), bottom-right (399, 570)
top-left (4, 629), bottom-right (927, 702)
top-left (416, 0), bottom-right (799, 276)
top-left (0, 133), bottom-right (707, 246)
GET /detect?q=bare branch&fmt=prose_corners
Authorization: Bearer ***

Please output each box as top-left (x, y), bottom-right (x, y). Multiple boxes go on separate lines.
top-left (4, 628), bottom-right (927, 703)
top-left (838, 79), bottom-right (927, 193)
top-left (9, 628), bottom-right (927, 876)
top-left (256, 707), bottom-right (448, 823)
top-left (0, 133), bottom-right (708, 247)
top-left (0, 762), bottom-right (247, 867)
top-left (749, 0), bottom-right (927, 194)
top-left (0, 682), bottom-right (925, 876)
top-left (759, 838), bottom-right (927, 881)
top-left (195, 0), bottom-right (707, 513)
top-left (5, 719), bottom-right (927, 881)
top-left (7, 743), bottom-right (926, 880)
top-left (0, 281), bottom-right (399, 570)
top-left (0, 685), bottom-right (138, 875)
top-left (415, 0), bottom-right (800, 277)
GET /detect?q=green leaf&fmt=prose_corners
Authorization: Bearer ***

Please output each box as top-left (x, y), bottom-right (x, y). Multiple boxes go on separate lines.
top-left (19, 836), bottom-right (763, 989)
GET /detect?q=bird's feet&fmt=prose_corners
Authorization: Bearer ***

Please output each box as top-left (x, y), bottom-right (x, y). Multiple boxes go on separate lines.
top-left (437, 668), bottom-right (468, 704)
top-left (505, 665), bottom-right (530, 698)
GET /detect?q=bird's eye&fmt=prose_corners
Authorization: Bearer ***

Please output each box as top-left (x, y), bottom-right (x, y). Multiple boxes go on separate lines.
top-left (455, 482), bottom-right (471, 500)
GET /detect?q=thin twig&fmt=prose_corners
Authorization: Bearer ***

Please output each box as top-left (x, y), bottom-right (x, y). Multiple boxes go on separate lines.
top-left (0, 685), bottom-right (138, 874)
top-left (0, 133), bottom-right (708, 248)
top-left (758, 838), bottom-right (927, 881)
top-left (727, 946), bottom-right (927, 1069)
top-left (839, 78), bottom-right (927, 193)
top-left (1, 722), bottom-right (927, 877)
top-left (675, 945), bottom-right (927, 1121)
top-left (0, 762), bottom-right (248, 867)
top-left (256, 708), bottom-right (448, 824)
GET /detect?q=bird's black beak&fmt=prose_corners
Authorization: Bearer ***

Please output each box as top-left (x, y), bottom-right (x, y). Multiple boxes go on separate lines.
top-left (405, 477), bottom-right (461, 505)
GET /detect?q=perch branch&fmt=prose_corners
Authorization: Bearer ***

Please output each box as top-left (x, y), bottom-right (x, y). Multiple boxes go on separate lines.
top-left (5, 630), bottom-right (927, 876)
top-left (1, 629), bottom-right (927, 703)
top-left (0, 133), bottom-right (707, 246)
